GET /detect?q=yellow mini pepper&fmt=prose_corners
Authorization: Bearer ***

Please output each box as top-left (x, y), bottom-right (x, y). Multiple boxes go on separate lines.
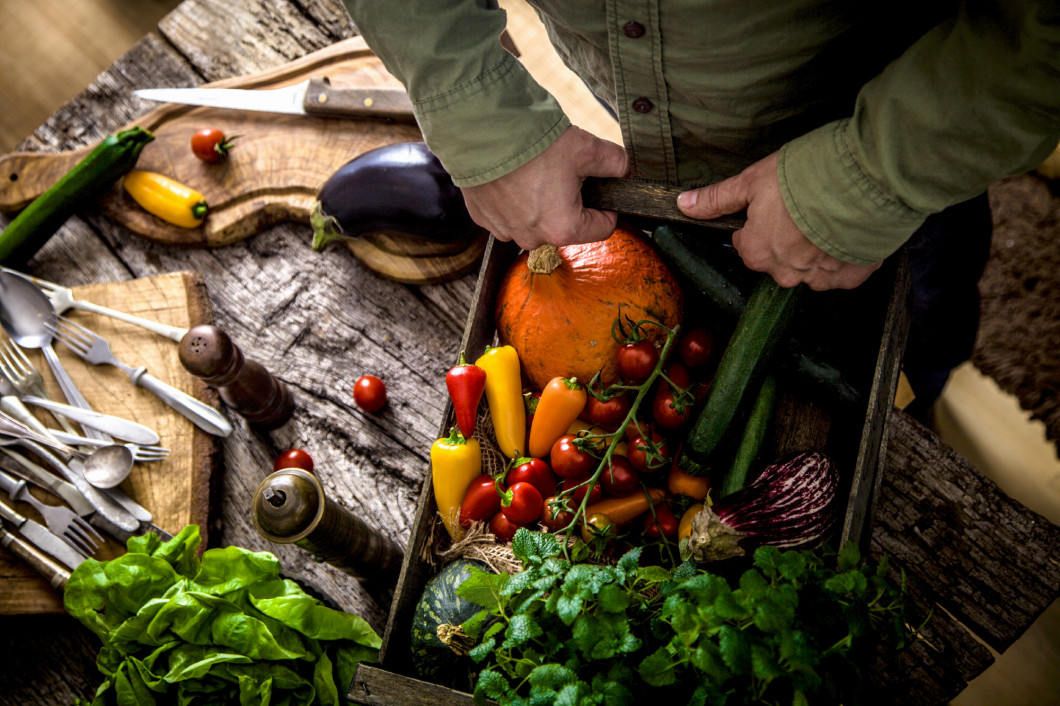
top-left (474, 345), bottom-right (525, 459)
top-left (123, 170), bottom-right (208, 228)
top-left (431, 426), bottom-right (482, 541)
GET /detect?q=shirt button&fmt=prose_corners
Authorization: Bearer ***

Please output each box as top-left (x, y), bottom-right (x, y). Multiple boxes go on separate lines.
top-left (632, 97), bottom-right (653, 113)
top-left (623, 21), bottom-right (645, 38)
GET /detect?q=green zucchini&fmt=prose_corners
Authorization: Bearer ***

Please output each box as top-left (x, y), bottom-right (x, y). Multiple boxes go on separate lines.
top-left (652, 223), bottom-right (747, 318)
top-left (717, 373), bottom-right (777, 498)
top-left (679, 276), bottom-right (803, 476)
top-left (0, 126), bottom-right (154, 266)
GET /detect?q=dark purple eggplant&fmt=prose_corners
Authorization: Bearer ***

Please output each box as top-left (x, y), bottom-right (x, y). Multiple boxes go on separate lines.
top-left (310, 141), bottom-right (485, 251)
top-left (685, 451), bottom-right (839, 563)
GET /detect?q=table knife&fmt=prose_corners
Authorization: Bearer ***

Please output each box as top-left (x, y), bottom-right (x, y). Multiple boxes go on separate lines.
top-left (135, 79), bottom-right (416, 122)
top-left (0, 497), bottom-right (84, 570)
top-left (0, 450), bottom-right (94, 517)
top-left (10, 392), bottom-right (161, 446)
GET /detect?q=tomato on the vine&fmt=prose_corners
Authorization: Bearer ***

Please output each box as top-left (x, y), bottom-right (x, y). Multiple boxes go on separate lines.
top-left (615, 339), bottom-right (658, 383)
top-left (627, 431), bottom-right (670, 473)
top-left (653, 388), bottom-right (692, 431)
top-left (581, 512), bottom-right (616, 544)
top-left (273, 448), bottom-right (314, 473)
top-left (190, 127), bottom-right (238, 164)
top-left (600, 455), bottom-right (639, 496)
top-left (550, 434), bottom-right (596, 478)
top-left (489, 511), bottom-right (522, 542)
top-left (506, 458), bottom-right (556, 500)
top-left (559, 476), bottom-right (603, 506)
top-left (643, 503), bottom-right (679, 539)
top-left (459, 476), bottom-right (503, 528)
top-left (678, 326), bottom-right (716, 369)
top-left (353, 375), bottom-right (387, 413)
top-left (501, 481), bottom-right (544, 526)
top-left (540, 496), bottom-right (574, 532)
top-left (582, 392), bottom-right (630, 429)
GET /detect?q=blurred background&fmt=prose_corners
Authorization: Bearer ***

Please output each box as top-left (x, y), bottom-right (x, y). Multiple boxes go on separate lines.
top-left (1, 0), bottom-right (1057, 702)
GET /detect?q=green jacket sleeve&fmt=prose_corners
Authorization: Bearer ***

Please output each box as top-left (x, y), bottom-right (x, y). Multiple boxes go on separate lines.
top-left (342, 0), bottom-right (570, 187)
top-left (779, 1), bottom-right (1060, 265)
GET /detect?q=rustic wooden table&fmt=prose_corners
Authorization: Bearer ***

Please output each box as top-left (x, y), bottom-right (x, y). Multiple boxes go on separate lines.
top-left (0, 1), bottom-right (1056, 704)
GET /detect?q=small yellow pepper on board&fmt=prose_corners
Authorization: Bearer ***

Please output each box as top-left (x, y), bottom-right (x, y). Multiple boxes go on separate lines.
top-left (122, 170), bottom-right (208, 228)
top-left (528, 376), bottom-right (587, 459)
top-left (474, 345), bottom-right (525, 459)
top-left (430, 426), bottom-right (482, 541)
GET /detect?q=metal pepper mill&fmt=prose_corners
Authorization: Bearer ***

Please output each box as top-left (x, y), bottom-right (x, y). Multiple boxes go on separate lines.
top-left (252, 468), bottom-right (403, 584)
top-left (178, 324), bottom-right (294, 429)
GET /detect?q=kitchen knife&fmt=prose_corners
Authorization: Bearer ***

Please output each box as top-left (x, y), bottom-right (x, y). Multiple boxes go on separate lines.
top-left (0, 497), bottom-right (84, 570)
top-left (134, 79), bottom-right (416, 123)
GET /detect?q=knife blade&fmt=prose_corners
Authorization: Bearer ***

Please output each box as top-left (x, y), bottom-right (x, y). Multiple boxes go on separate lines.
top-left (134, 79), bottom-right (417, 123)
top-left (0, 450), bottom-right (94, 517)
top-left (0, 497), bottom-right (84, 570)
top-left (11, 392), bottom-right (161, 446)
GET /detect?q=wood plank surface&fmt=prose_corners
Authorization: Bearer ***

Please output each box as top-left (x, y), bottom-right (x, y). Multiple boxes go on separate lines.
top-left (0, 1), bottom-right (1056, 704)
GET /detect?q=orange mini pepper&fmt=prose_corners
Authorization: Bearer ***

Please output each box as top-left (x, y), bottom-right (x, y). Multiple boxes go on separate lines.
top-left (528, 376), bottom-right (587, 459)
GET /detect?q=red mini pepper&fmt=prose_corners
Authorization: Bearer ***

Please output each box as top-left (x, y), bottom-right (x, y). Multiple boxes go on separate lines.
top-left (446, 350), bottom-right (487, 439)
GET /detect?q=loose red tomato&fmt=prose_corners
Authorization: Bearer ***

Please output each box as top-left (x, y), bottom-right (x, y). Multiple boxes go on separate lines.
top-left (190, 127), bottom-right (237, 164)
top-left (540, 496), bottom-right (575, 532)
top-left (489, 511), bottom-right (522, 542)
top-left (459, 476), bottom-right (503, 528)
top-left (678, 326), bottom-right (715, 369)
top-left (506, 458), bottom-right (556, 502)
top-left (353, 375), bottom-right (387, 413)
top-left (615, 340), bottom-right (658, 383)
top-left (652, 388), bottom-right (692, 431)
top-left (550, 434), bottom-right (596, 478)
top-left (559, 476), bottom-right (603, 506)
top-left (627, 431), bottom-right (670, 474)
top-left (582, 392), bottom-right (631, 429)
top-left (501, 481), bottom-right (544, 526)
top-left (643, 503), bottom-right (679, 539)
top-left (581, 512), bottom-right (616, 544)
top-left (273, 448), bottom-right (314, 473)
top-left (599, 455), bottom-right (639, 496)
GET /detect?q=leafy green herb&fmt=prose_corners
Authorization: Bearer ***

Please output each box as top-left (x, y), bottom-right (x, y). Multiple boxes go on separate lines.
top-left (65, 525), bottom-right (381, 706)
top-left (458, 529), bottom-right (913, 705)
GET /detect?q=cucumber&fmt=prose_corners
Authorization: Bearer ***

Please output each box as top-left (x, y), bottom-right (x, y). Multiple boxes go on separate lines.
top-left (0, 127), bottom-right (154, 266)
top-left (679, 275), bottom-right (803, 476)
top-left (717, 373), bottom-right (777, 498)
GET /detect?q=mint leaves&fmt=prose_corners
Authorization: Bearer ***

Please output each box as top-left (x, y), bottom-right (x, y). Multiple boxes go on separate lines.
top-left (458, 529), bottom-right (910, 705)
top-left (64, 526), bottom-right (381, 706)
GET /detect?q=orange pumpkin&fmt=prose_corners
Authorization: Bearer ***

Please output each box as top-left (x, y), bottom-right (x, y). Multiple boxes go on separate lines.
top-left (495, 225), bottom-right (683, 390)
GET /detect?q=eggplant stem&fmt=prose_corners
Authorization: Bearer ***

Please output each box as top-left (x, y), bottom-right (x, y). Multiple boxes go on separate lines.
top-left (310, 200), bottom-right (354, 251)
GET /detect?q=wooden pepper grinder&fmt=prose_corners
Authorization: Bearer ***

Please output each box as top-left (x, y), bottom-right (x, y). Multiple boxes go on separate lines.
top-left (178, 324), bottom-right (295, 429)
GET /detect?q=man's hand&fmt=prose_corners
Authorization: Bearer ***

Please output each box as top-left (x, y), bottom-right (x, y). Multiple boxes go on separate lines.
top-left (677, 152), bottom-right (881, 291)
top-left (461, 125), bottom-right (630, 251)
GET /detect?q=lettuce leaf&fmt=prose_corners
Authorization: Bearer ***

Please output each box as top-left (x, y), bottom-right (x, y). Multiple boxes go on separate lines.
top-left (65, 525), bottom-right (380, 706)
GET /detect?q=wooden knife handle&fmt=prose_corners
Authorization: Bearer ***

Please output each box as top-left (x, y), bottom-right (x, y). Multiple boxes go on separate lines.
top-left (582, 177), bottom-right (746, 231)
top-left (303, 78), bottom-right (417, 123)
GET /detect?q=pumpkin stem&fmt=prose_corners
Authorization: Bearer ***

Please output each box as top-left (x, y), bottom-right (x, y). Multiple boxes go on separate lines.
top-left (527, 244), bottom-right (562, 274)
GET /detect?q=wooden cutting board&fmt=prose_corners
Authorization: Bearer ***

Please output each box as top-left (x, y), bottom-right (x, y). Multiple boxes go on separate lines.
top-left (0, 271), bottom-right (221, 614)
top-left (0, 37), bottom-right (487, 285)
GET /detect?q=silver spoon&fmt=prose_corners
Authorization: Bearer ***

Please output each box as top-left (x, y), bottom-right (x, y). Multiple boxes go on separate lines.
top-left (0, 272), bottom-right (137, 488)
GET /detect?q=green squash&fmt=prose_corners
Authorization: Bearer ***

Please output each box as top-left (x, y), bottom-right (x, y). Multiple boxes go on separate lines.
top-left (409, 558), bottom-right (493, 685)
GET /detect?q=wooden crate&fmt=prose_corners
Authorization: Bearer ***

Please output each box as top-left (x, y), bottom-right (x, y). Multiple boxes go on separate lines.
top-left (350, 229), bottom-right (911, 704)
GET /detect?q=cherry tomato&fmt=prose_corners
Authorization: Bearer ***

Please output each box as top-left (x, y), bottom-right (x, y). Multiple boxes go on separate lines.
top-left (643, 503), bottom-right (679, 539)
top-left (353, 375), bottom-right (387, 413)
top-left (600, 455), bottom-right (639, 496)
top-left (506, 458), bottom-right (556, 500)
top-left (273, 448), bottom-right (314, 473)
top-left (540, 496), bottom-right (575, 532)
top-left (459, 476), bottom-right (503, 528)
top-left (501, 481), bottom-right (544, 526)
top-left (652, 388), bottom-right (692, 431)
top-left (668, 448), bottom-right (711, 501)
top-left (190, 127), bottom-right (237, 164)
top-left (615, 340), bottom-right (658, 383)
top-left (664, 361), bottom-right (691, 389)
top-left (627, 431), bottom-right (670, 474)
top-left (489, 511), bottom-right (522, 542)
top-left (582, 392), bottom-right (631, 429)
top-left (559, 476), bottom-right (603, 506)
top-left (678, 326), bottom-right (716, 369)
top-left (581, 512), bottom-right (616, 544)
top-left (550, 434), bottom-right (596, 478)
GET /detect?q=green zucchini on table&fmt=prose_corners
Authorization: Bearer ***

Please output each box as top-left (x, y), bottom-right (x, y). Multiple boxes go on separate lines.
top-left (679, 275), bottom-right (803, 477)
top-left (0, 127), bottom-right (154, 266)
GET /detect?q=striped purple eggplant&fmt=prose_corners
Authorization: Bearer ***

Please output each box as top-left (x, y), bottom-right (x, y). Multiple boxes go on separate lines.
top-left (686, 451), bottom-right (839, 562)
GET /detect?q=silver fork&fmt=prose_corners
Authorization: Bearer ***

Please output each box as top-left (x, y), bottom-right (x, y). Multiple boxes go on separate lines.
top-left (0, 467), bottom-right (103, 557)
top-left (0, 268), bottom-right (188, 343)
top-left (0, 338), bottom-right (81, 437)
top-left (47, 316), bottom-right (232, 437)
top-left (46, 429), bottom-right (170, 463)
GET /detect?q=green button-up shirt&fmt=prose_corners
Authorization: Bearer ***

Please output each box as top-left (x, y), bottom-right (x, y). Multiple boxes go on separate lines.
top-left (343, 0), bottom-right (1060, 264)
